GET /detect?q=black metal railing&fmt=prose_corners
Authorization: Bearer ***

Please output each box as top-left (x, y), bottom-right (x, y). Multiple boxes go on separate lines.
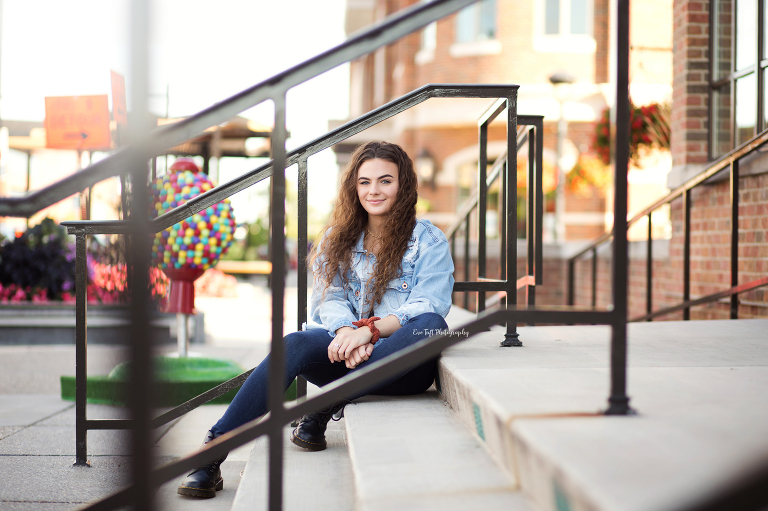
top-left (59, 81), bottom-right (523, 473)
top-left (2, 1), bottom-right (640, 510)
top-left (444, 111), bottom-right (544, 345)
top-left (567, 128), bottom-right (768, 322)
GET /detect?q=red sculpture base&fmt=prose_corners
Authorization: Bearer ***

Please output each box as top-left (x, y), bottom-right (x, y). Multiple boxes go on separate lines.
top-left (163, 268), bottom-right (205, 314)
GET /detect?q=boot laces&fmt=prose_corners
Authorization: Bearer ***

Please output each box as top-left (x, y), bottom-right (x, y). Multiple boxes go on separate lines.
top-left (304, 401), bottom-right (350, 424)
top-left (206, 459), bottom-right (221, 474)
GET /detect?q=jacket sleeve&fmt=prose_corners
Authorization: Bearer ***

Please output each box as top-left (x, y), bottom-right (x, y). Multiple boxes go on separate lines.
top-left (389, 232), bottom-right (454, 325)
top-left (310, 248), bottom-right (358, 338)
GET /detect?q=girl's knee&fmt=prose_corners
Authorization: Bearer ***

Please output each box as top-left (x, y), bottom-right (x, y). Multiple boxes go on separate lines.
top-left (284, 329), bottom-right (331, 362)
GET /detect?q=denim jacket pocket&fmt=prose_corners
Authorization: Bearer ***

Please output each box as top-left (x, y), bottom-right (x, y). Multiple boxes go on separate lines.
top-left (384, 272), bottom-right (413, 310)
top-left (346, 273), bottom-right (362, 311)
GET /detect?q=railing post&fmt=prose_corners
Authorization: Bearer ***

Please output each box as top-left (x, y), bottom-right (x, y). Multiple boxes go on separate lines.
top-left (683, 189), bottom-right (691, 320)
top-left (268, 92), bottom-right (288, 511)
top-left (502, 93), bottom-right (522, 347)
top-left (534, 120), bottom-right (544, 290)
top-left (127, 0), bottom-right (157, 507)
top-left (477, 121), bottom-right (488, 313)
top-left (591, 247), bottom-right (598, 307)
top-left (646, 213), bottom-right (653, 320)
top-left (297, 158), bottom-right (309, 400)
top-left (605, 0), bottom-right (632, 415)
top-left (74, 232), bottom-right (89, 467)
top-left (526, 127), bottom-right (536, 323)
top-left (500, 159), bottom-right (506, 282)
top-left (730, 159), bottom-right (739, 319)
top-left (463, 215), bottom-right (470, 310)
top-left (567, 257), bottom-right (575, 306)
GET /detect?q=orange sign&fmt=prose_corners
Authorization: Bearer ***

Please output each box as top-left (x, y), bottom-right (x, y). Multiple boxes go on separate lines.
top-left (111, 71), bottom-right (128, 127)
top-left (44, 95), bottom-right (111, 150)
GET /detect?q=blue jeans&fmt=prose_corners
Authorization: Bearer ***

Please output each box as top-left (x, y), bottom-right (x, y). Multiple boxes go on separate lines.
top-left (210, 312), bottom-right (448, 436)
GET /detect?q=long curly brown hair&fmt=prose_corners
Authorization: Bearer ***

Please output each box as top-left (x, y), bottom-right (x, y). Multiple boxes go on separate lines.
top-left (310, 141), bottom-right (418, 316)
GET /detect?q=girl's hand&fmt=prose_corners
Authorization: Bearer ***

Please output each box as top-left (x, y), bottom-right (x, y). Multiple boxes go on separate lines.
top-left (329, 326), bottom-right (372, 363)
top-left (345, 343), bottom-right (375, 369)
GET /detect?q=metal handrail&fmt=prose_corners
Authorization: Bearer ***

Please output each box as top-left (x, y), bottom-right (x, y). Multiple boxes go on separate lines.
top-left (61, 82), bottom-right (523, 467)
top-left (73, 305), bottom-right (615, 511)
top-left (567, 127), bottom-right (768, 320)
top-left (60, 84), bottom-right (520, 235)
top-left (445, 113), bottom-right (544, 336)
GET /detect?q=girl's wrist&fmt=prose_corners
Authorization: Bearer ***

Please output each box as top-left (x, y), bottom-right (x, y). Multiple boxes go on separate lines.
top-left (359, 326), bottom-right (373, 343)
top-left (352, 317), bottom-right (381, 344)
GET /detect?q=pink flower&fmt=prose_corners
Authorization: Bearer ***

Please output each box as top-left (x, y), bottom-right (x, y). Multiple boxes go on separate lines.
top-left (11, 287), bottom-right (27, 302)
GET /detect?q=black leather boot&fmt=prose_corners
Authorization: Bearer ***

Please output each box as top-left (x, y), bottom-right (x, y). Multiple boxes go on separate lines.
top-left (290, 401), bottom-right (348, 451)
top-left (177, 430), bottom-right (228, 498)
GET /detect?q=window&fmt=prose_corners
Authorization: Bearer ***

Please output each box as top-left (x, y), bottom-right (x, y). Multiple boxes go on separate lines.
top-left (710, 0), bottom-right (767, 158)
top-left (455, 0), bottom-right (496, 43)
top-left (545, 0), bottom-right (590, 36)
top-left (534, 0), bottom-right (594, 53)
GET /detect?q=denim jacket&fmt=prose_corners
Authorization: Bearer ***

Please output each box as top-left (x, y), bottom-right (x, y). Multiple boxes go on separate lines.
top-left (310, 219), bottom-right (455, 337)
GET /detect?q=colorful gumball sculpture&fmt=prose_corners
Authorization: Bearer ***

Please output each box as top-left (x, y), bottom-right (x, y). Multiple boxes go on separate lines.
top-left (150, 159), bottom-right (236, 356)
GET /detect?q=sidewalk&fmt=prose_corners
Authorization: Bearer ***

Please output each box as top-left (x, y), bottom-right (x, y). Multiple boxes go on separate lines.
top-left (0, 275), bottom-right (298, 510)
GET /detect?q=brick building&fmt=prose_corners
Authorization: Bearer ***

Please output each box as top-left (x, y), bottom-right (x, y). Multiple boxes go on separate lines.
top-left (335, 0), bottom-right (673, 242)
top-left (334, 0), bottom-right (766, 319)
top-left (572, 0), bottom-right (768, 319)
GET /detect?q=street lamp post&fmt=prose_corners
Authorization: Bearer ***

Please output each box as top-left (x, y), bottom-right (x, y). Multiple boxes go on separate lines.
top-left (549, 72), bottom-right (575, 242)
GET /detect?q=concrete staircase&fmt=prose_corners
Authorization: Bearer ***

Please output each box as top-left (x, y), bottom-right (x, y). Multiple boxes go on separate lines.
top-left (164, 313), bottom-right (768, 511)
top-left (436, 314), bottom-right (768, 511)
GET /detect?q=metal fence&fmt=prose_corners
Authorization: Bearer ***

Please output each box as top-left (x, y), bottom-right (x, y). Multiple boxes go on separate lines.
top-left (566, 129), bottom-right (768, 322)
top-left (444, 112), bottom-right (544, 345)
top-left (59, 85), bottom-right (546, 475)
top-left (60, 80), bottom-right (522, 468)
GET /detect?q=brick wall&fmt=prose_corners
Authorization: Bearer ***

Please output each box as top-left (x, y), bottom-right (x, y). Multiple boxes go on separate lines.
top-left (571, 174), bottom-right (768, 320)
top-left (671, 0), bottom-right (710, 167)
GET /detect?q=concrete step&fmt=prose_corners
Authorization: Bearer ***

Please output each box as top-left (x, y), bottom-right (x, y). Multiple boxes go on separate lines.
top-left (154, 404), bottom-right (257, 511)
top-left (437, 316), bottom-right (768, 511)
top-left (230, 378), bottom-right (355, 511)
top-left (344, 390), bottom-right (536, 511)
top-left (231, 420), bottom-right (355, 511)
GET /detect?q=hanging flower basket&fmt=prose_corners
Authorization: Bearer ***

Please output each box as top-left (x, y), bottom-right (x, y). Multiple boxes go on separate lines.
top-left (593, 101), bottom-right (671, 165)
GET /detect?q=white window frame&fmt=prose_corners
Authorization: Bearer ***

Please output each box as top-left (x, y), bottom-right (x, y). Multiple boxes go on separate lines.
top-left (533, 0), bottom-right (596, 54)
top-left (454, 0), bottom-right (497, 44)
top-left (449, 0), bottom-right (500, 58)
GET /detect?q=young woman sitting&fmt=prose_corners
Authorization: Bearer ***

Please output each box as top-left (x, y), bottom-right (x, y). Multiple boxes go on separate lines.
top-left (178, 140), bottom-right (454, 498)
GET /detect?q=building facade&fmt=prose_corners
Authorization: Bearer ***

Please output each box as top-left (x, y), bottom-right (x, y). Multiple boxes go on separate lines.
top-left (335, 0), bottom-right (767, 318)
top-left (336, 0), bottom-right (673, 242)
top-left (571, 0), bottom-right (768, 319)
